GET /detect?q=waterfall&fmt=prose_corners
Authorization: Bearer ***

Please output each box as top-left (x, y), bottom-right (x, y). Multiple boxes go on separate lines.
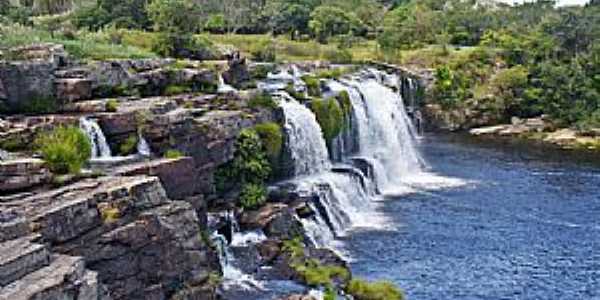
top-left (329, 75), bottom-right (425, 191)
top-left (137, 134), bottom-right (151, 157)
top-left (278, 94), bottom-right (331, 176)
top-left (80, 117), bottom-right (112, 158)
top-left (218, 74), bottom-right (236, 94)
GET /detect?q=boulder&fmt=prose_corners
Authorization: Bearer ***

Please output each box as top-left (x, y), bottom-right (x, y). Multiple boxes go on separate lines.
top-left (222, 52), bottom-right (250, 88)
top-left (239, 203), bottom-right (288, 230)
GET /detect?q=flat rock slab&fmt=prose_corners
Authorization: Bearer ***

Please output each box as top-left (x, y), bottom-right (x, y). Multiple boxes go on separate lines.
top-left (0, 159), bottom-right (50, 193)
top-left (0, 235), bottom-right (49, 286)
top-left (0, 254), bottom-right (98, 300)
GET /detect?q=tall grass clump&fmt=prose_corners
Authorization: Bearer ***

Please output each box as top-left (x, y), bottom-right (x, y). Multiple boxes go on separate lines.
top-left (36, 126), bottom-right (92, 174)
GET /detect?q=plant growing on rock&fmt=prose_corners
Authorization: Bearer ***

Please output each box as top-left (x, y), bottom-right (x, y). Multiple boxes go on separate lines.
top-left (105, 99), bottom-right (119, 112)
top-left (301, 75), bottom-right (322, 97)
top-left (239, 183), bottom-right (267, 210)
top-left (311, 97), bottom-right (344, 141)
top-left (164, 149), bottom-right (183, 159)
top-left (254, 122), bottom-right (283, 162)
top-left (119, 135), bottom-right (138, 155)
top-left (248, 93), bottom-right (277, 110)
top-left (215, 128), bottom-right (272, 209)
top-left (346, 278), bottom-right (405, 300)
top-left (36, 126), bottom-right (92, 174)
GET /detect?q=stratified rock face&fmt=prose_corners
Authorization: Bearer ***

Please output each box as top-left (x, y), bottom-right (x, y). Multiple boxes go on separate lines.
top-left (0, 175), bottom-right (220, 300)
top-left (0, 158), bottom-right (50, 194)
top-left (0, 60), bottom-right (57, 113)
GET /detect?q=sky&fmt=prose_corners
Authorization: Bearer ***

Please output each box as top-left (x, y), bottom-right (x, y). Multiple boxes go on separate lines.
top-left (496, 0), bottom-right (590, 6)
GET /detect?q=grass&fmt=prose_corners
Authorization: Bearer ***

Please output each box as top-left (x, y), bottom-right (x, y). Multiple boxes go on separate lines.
top-left (205, 34), bottom-right (380, 63)
top-left (35, 126), bottom-right (91, 174)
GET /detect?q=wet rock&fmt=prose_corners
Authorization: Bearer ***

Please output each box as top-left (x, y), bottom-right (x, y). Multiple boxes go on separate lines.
top-left (0, 158), bottom-right (50, 194)
top-left (264, 210), bottom-right (305, 240)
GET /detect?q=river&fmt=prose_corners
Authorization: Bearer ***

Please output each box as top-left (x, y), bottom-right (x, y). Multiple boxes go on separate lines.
top-left (345, 134), bottom-right (600, 300)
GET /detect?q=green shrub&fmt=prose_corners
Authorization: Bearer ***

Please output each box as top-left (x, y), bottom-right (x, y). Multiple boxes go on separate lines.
top-left (164, 149), bottom-right (183, 159)
top-left (105, 99), bottom-right (119, 112)
top-left (254, 122), bottom-right (283, 161)
top-left (336, 91), bottom-right (352, 116)
top-left (282, 237), bottom-right (305, 260)
top-left (311, 98), bottom-right (344, 141)
top-left (214, 128), bottom-right (271, 194)
top-left (119, 135), bottom-right (138, 155)
top-left (301, 75), bottom-right (322, 97)
top-left (239, 183), bottom-right (267, 210)
top-left (294, 259), bottom-right (350, 287)
top-left (346, 279), bottom-right (405, 300)
top-left (164, 84), bottom-right (191, 96)
top-left (248, 93), bottom-right (277, 109)
top-left (36, 126), bottom-right (92, 174)
top-left (20, 95), bottom-right (58, 115)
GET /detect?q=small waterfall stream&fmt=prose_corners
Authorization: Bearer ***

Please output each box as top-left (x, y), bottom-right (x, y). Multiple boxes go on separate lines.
top-left (80, 117), bottom-right (112, 158)
top-left (218, 74), bottom-right (236, 94)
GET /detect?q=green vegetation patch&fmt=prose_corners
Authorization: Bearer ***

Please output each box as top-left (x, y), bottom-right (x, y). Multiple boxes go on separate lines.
top-left (311, 98), bottom-right (344, 141)
top-left (119, 135), bottom-right (138, 156)
top-left (36, 126), bottom-right (92, 174)
top-left (164, 149), bottom-right (183, 159)
top-left (254, 122), bottom-right (283, 162)
top-left (346, 279), bottom-right (405, 300)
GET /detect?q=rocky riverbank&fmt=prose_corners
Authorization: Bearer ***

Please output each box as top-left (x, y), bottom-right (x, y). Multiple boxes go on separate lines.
top-left (1, 44), bottom-right (415, 300)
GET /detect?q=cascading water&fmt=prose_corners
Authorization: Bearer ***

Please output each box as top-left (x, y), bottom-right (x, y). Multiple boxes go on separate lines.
top-left (80, 117), bottom-right (112, 158)
top-left (218, 74), bottom-right (236, 94)
top-left (278, 92), bottom-right (388, 251)
top-left (328, 74), bottom-right (426, 191)
top-left (279, 93), bottom-right (331, 176)
top-left (137, 134), bottom-right (151, 157)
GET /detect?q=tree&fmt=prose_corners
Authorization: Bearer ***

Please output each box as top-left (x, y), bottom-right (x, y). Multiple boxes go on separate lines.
top-left (309, 5), bottom-right (361, 43)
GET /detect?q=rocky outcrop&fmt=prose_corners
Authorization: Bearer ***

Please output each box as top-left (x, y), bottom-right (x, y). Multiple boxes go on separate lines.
top-left (0, 175), bottom-right (220, 299)
top-left (222, 52), bottom-right (250, 88)
top-left (0, 158), bottom-right (50, 194)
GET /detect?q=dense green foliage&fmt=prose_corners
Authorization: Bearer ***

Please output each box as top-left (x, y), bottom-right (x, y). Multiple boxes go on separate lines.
top-left (215, 128), bottom-right (272, 209)
top-left (36, 126), bottom-right (92, 174)
top-left (239, 183), bottom-right (267, 210)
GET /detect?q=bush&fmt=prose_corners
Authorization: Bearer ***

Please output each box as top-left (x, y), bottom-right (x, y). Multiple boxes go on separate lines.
top-left (294, 259), bottom-right (350, 287)
top-left (248, 93), bottom-right (277, 109)
top-left (36, 126), bottom-right (92, 174)
top-left (346, 279), bottom-right (405, 300)
top-left (239, 183), bottom-right (267, 210)
top-left (119, 135), bottom-right (138, 155)
top-left (105, 99), bottom-right (119, 112)
top-left (311, 98), bottom-right (344, 141)
top-left (254, 122), bottom-right (283, 161)
top-left (214, 128), bottom-right (271, 194)
top-left (301, 75), bottom-right (322, 97)
top-left (164, 149), bottom-right (183, 159)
